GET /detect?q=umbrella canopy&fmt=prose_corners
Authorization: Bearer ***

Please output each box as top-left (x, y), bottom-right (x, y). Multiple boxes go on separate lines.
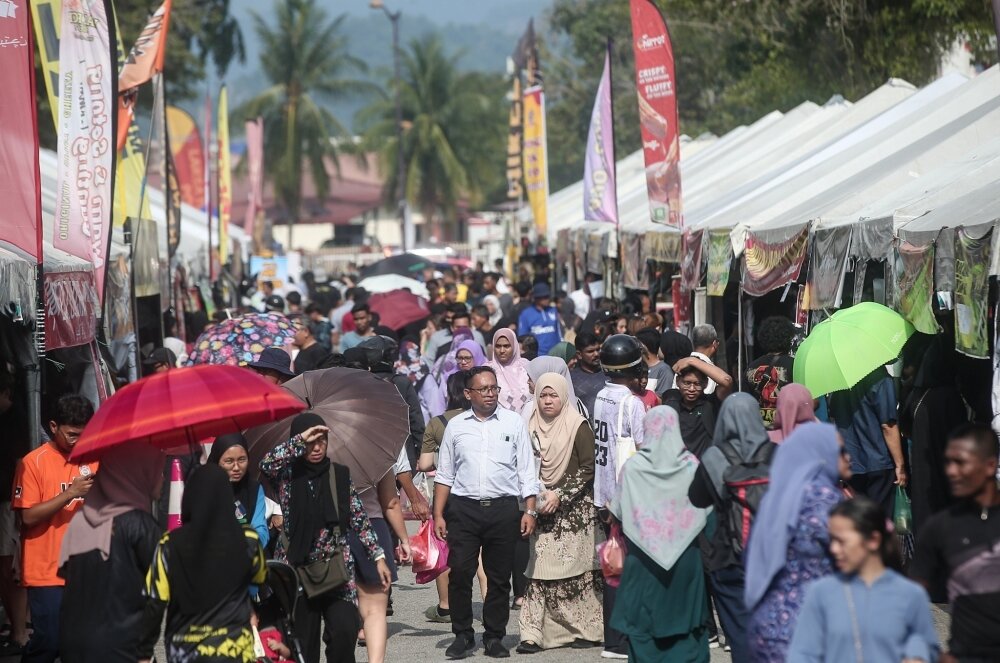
top-left (187, 312), bottom-right (297, 367)
top-left (367, 290), bottom-right (430, 330)
top-left (792, 302), bottom-right (915, 395)
top-left (357, 274), bottom-right (429, 298)
top-left (360, 252), bottom-right (430, 279)
top-left (245, 368), bottom-right (410, 491)
top-left (70, 365), bottom-right (306, 462)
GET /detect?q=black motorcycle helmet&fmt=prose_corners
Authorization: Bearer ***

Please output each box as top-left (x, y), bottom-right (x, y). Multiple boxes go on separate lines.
top-left (600, 334), bottom-right (646, 378)
top-left (358, 335), bottom-right (399, 373)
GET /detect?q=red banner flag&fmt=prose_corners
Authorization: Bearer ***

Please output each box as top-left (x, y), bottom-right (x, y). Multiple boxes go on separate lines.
top-left (629, 0), bottom-right (682, 228)
top-left (0, 3), bottom-right (42, 262)
top-left (165, 105), bottom-right (205, 209)
top-left (117, 0), bottom-right (171, 150)
top-left (54, 0), bottom-right (117, 304)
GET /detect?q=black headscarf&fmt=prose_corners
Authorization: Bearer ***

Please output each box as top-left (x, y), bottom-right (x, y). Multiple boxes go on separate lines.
top-left (287, 412), bottom-right (338, 565)
top-left (207, 432), bottom-right (258, 525)
top-left (170, 465), bottom-right (250, 614)
top-left (660, 330), bottom-right (694, 367)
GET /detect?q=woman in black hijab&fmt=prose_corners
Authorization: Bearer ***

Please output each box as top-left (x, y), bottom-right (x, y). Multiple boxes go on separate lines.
top-left (138, 464), bottom-right (267, 662)
top-left (208, 432), bottom-right (270, 546)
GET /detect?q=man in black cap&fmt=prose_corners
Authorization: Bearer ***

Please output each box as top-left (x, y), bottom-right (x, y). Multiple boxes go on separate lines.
top-left (264, 294), bottom-right (286, 314)
top-left (247, 347), bottom-right (295, 385)
top-left (143, 348), bottom-right (177, 376)
top-left (516, 283), bottom-right (561, 356)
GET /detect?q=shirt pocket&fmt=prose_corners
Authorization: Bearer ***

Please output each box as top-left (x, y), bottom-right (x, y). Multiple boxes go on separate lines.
top-left (487, 433), bottom-right (517, 470)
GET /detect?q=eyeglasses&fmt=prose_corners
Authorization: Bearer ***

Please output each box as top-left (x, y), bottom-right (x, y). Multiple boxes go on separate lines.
top-left (456, 355), bottom-right (475, 364)
top-left (468, 385), bottom-right (501, 395)
top-left (678, 380), bottom-right (704, 390)
top-left (220, 456), bottom-right (248, 468)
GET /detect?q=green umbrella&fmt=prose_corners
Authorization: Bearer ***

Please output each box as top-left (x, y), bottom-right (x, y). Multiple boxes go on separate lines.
top-left (792, 302), bottom-right (915, 395)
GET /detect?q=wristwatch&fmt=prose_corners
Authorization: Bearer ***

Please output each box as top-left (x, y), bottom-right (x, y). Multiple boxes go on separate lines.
top-left (525, 510), bottom-right (538, 518)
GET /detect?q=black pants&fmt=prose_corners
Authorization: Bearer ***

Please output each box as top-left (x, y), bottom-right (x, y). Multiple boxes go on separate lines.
top-left (709, 565), bottom-right (749, 661)
top-left (294, 592), bottom-right (360, 663)
top-left (850, 469), bottom-right (896, 515)
top-left (600, 520), bottom-right (628, 655)
top-left (24, 587), bottom-right (62, 663)
top-left (512, 536), bottom-right (529, 599)
top-left (445, 495), bottom-right (520, 642)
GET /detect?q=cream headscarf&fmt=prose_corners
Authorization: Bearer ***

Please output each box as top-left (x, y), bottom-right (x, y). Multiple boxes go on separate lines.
top-left (529, 373), bottom-right (587, 487)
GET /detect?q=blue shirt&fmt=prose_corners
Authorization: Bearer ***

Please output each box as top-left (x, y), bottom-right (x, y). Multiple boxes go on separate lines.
top-left (832, 376), bottom-right (897, 473)
top-left (788, 569), bottom-right (939, 662)
top-left (517, 305), bottom-right (562, 355)
top-left (434, 407), bottom-right (539, 500)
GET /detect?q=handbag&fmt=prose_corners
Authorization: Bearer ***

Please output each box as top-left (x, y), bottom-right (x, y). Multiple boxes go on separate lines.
top-left (614, 395), bottom-right (638, 479)
top-left (893, 485), bottom-right (912, 535)
top-left (597, 522), bottom-right (627, 587)
top-left (285, 469), bottom-right (351, 599)
top-left (410, 519), bottom-right (450, 584)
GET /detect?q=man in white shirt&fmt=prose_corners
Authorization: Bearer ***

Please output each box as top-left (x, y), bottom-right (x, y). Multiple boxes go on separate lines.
top-left (590, 334), bottom-right (647, 660)
top-left (434, 367), bottom-right (538, 659)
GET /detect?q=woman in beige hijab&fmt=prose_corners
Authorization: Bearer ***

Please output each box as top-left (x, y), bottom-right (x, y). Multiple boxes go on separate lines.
top-left (517, 373), bottom-right (604, 653)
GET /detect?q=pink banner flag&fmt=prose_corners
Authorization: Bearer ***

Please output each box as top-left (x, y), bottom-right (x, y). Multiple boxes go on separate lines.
top-left (54, 0), bottom-right (117, 303)
top-left (583, 44), bottom-right (617, 225)
top-left (244, 117), bottom-right (264, 234)
top-left (0, 2), bottom-right (42, 261)
top-left (630, 0), bottom-right (682, 228)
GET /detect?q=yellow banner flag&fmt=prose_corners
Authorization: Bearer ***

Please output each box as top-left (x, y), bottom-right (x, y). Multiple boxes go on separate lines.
top-left (217, 85), bottom-right (231, 265)
top-left (522, 86), bottom-right (548, 236)
top-left (32, 0), bottom-right (153, 229)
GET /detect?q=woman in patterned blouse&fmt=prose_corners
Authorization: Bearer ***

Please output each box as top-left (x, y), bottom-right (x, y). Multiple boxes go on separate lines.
top-left (260, 412), bottom-right (390, 663)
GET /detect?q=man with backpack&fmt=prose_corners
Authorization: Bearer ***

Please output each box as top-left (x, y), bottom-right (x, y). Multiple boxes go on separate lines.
top-left (688, 393), bottom-right (776, 663)
top-left (591, 334), bottom-right (647, 660)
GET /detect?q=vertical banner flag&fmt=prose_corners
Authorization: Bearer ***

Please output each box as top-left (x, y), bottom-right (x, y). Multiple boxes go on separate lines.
top-left (117, 0), bottom-right (171, 151)
top-left (204, 92), bottom-right (214, 279)
top-left (629, 0), bottom-right (682, 228)
top-left (166, 106), bottom-right (205, 209)
top-left (217, 85), bottom-right (231, 265)
top-left (30, 0), bottom-right (151, 228)
top-left (505, 75), bottom-right (523, 200)
top-left (583, 44), bottom-right (617, 225)
top-left (522, 87), bottom-right (548, 236)
top-left (0, 2), bottom-right (42, 262)
top-left (54, 0), bottom-right (117, 303)
top-left (153, 77), bottom-right (181, 258)
top-left (244, 118), bottom-right (264, 239)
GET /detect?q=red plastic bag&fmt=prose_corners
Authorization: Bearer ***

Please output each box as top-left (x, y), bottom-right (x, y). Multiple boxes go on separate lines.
top-left (597, 523), bottom-right (626, 587)
top-left (409, 520), bottom-right (449, 584)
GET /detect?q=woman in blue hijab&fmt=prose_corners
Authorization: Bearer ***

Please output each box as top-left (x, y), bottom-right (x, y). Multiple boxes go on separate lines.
top-left (744, 422), bottom-right (850, 662)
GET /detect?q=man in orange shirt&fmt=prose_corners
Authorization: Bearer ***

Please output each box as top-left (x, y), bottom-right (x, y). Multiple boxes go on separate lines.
top-left (13, 395), bottom-right (96, 663)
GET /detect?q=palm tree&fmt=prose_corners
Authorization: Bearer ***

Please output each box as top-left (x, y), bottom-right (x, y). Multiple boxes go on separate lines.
top-left (238, 0), bottom-right (371, 248)
top-left (359, 36), bottom-right (504, 242)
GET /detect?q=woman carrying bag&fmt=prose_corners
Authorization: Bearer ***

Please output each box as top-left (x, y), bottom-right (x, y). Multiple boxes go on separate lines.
top-left (260, 413), bottom-right (390, 663)
top-left (517, 373), bottom-right (603, 653)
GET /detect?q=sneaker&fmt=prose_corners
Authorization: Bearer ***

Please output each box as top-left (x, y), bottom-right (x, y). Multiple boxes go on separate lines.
top-left (424, 604), bottom-right (452, 623)
top-left (724, 644), bottom-right (732, 652)
top-left (445, 634), bottom-right (475, 660)
top-left (708, 634), bottom-right (720, 649)
top-left (601, 651), bottom-right (629, 659)
top-left (571, 639), bottom-right (600, 649)
top-left (483, 639), bottom-right (511, 658)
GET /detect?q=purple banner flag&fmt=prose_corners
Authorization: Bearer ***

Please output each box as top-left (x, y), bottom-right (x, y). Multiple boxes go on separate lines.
top-left (583, 46), bottom-right (617, 225)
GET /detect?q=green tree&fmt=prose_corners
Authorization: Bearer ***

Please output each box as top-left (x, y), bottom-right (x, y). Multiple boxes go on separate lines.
top-left (358, 36), bottom-right (507, 242)
top-left (237, 0), bottom-right (372, 248)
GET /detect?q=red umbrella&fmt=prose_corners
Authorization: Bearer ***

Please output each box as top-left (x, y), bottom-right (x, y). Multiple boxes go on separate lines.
top-left (367, 290), bottom-right (430, 330)
top-left (70, 364), bottom-right (306, 462)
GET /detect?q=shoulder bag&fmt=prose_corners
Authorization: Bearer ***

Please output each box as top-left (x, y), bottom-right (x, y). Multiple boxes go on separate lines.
top-left (287, 468), bottom-right (351, 599)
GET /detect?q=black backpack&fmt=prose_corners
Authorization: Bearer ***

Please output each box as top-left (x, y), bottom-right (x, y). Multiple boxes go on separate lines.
top-left (720, 441), bottom-right (776, 557)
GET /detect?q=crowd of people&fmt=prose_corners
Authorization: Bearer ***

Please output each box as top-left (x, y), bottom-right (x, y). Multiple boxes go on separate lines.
top-left (0, 260), bottom-right (996, 663)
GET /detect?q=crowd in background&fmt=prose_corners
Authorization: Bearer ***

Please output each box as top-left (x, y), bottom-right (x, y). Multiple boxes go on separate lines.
top-left (0, 257), bottom-right (996, 663)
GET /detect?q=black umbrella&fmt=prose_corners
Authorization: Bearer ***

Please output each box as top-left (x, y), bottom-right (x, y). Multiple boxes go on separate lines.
top-left (360, 253), bottom-right (430, 279)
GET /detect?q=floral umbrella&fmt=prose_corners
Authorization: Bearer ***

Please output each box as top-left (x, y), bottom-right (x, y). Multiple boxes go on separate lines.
top-left (187, 312), bottom-right (297, 367)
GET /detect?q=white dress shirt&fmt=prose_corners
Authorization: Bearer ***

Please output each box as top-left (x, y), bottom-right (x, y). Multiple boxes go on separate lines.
top-left (434, 407), bottom-right (539, 500)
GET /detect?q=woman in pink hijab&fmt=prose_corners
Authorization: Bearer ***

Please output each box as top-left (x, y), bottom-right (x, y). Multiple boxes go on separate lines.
top-left (488, 328), bottom-right (532, 414)
top-left (768, 383), bottom-right (817, 443)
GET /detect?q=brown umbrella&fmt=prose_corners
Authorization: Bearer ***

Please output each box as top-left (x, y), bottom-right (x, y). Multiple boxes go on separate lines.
top-left (245, 367), bottom-right (410, 492)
